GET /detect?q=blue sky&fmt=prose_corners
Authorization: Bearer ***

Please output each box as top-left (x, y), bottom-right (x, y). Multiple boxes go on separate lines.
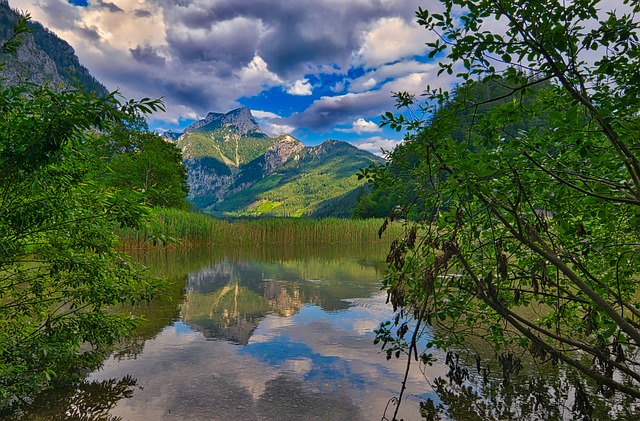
top-left (17, 0), bottom-right (453, 152)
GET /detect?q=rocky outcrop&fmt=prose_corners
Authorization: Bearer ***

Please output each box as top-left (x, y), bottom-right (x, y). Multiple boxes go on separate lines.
top-left (184, 157), bottom-right (233, 206)
top-left (184, 107), bottom-right (264, 137)
top-left (0, 1), bottom-right (108, 96)
top-left (0, 33), bottom-right (62, 86)
top-left (161, 130), bottom-right (183, 142)
top-left (262, 135), bottom-right (304, 175)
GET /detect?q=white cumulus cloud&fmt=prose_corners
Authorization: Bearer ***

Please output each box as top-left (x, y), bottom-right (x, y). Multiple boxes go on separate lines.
top-left (286, 78), bottom-right (313, 96)
top-left (351, 136), bottom-right (404, 156)
top-left (252, 110), bottom-right (280, 119)
top-left (355, 17), bottom-right (435, 69)
top-left (252, 110), bottom-right (296, 136)
top-left (336, 118), bottom-right (382, 134)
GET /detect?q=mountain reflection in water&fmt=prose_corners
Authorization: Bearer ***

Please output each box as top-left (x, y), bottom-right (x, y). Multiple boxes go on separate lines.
top-left (24, 246), bottom-right (433, 421)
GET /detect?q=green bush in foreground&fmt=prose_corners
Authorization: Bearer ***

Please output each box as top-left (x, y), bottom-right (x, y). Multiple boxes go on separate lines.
top-left (367, 0), bottom-right (640, 418)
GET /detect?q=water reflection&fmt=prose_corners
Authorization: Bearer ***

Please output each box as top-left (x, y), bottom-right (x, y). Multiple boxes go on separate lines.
top-left (18, 376), bottom-right (139, 421)
top-left (29, 245), bottom-right (431, 421)
top-left (30, 245), bottom-right (629, 420)
top-left (179, 255), bottom-right (379, 344)
top-left (27, 246), bottom-right (635, 420)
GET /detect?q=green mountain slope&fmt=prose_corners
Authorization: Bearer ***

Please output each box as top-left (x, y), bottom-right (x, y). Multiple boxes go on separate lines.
top-left (180, 129), bottom-right (277, 164)
top-left (211, 139), bottom-right (380, 217)
top-left (169, 108), bottom-right (382, 218)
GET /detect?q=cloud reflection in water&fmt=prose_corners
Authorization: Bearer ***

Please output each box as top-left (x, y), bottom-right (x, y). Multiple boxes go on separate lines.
top-left (82, 254), bottom-right (435, 420)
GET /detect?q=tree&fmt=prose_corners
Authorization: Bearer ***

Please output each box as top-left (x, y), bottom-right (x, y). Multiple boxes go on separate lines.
top-left (99, 118), bottom-right (190, 210)
top-left (0, 14), bottom-right (165, 413)
top-left (367, 0), bottom-right (640, 418)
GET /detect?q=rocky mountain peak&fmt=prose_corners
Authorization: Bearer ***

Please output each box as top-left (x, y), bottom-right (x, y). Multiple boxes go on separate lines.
top-left (162, 130), bottom-right (182, 142)
top-left (184, 106), bottom-right (264, 137)
top-left (263, 135), bottom-right (305, 174)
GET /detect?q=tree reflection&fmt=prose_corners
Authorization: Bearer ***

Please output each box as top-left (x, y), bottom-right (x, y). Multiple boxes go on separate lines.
top-left (14, 376), bottom-right (139, 421)
top-left (417, 350), bottom-right (640, 420)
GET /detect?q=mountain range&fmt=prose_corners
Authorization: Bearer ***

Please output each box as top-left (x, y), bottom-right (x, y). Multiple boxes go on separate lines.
top-left (166, 107), bottom-right (382, 218)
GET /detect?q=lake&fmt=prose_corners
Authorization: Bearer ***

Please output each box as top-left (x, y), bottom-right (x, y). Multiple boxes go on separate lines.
top-left (22, 244), bottom-right (640, 420)
top-left (26, 245), bottom-right (442, 421)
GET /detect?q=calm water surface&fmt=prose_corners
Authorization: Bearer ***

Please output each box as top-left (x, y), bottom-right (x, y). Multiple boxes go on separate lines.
top-left (37, 246), bottom-right (441, 420)
top-left (25, 246), bottom-right (639, 420)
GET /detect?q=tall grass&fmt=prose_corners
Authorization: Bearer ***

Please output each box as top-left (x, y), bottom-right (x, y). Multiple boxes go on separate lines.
top-left (117, 208), bottom-right (404, 248)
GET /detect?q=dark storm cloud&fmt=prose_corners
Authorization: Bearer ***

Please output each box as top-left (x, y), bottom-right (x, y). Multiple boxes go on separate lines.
top-left (161, 0), bottom-right (421, 77)
top-left (284, 90), bottom-right (391, 131)
top-left (91, 54), bottom-right (233, 116)
top-left (161, 75), bottom-right (232, 112)
top-left (130, 44), bottom-right (165, 66)
top-left (96, 0), bottom-right (124, 13)
top-left (21, 0), bottom-right (430, 130)
top-left (35, 0), bottom-right (81, 30)
top-left (134, 9), bottom-right (153, 18)
top-left (77, 25), bottom-right (101, 43)
top-left (164, 17), bottom-right (261, 74)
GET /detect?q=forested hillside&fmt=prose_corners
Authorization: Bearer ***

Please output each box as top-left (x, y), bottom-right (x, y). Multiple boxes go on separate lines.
top-left (354, 76), bottom-right (550, 219)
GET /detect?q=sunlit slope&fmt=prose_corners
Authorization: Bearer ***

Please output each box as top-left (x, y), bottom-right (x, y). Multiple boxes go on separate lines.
top-left (207, 140), bottom-right (380, 218)
top-left (178, 128), bottom-right (277, 165)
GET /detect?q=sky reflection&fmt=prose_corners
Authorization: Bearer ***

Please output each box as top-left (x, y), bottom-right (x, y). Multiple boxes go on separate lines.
top-left (83, 253), bottom-right (438, 421)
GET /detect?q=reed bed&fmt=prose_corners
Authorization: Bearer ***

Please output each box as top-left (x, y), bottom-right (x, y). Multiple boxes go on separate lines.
top-left (117, 208), bottom-right (404, 249)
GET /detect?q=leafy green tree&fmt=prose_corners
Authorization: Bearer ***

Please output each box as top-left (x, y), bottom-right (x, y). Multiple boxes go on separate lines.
top-left (368, 0), bottom-right (640, 418)
top-left (0, 14), bottom-right (165, 414)
top-left (100, 120), bottom-right (190, 210)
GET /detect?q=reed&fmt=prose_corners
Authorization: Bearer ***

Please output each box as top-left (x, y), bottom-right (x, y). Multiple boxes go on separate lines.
top-left (116, 208), bottom-right (404, 249)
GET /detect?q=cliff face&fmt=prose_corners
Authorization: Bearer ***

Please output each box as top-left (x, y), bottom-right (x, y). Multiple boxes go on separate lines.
top-left (176, 112), bottom-right (304, 208)
top-left (0, 2), bottom-right (108, 96)
top-left (262, 135), bottom-right (305, 175)
top-left (0, 30), bottom-right (62, 86)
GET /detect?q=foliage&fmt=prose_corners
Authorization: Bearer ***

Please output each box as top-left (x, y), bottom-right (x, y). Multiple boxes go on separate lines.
top-left (0, 13), bottom-right (165, 414)
top-left (99, 118), bottom-right (190, 210)
top-left (366, 0), bottom-right (640, 418)
top-left (14, 376), bottom-right (139, 421)
top-left (355, 77), bottom-right (550, 219)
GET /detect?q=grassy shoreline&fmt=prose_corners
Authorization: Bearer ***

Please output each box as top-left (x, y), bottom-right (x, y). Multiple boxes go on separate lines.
top-left (117, 208), bottom-right (403, 248)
